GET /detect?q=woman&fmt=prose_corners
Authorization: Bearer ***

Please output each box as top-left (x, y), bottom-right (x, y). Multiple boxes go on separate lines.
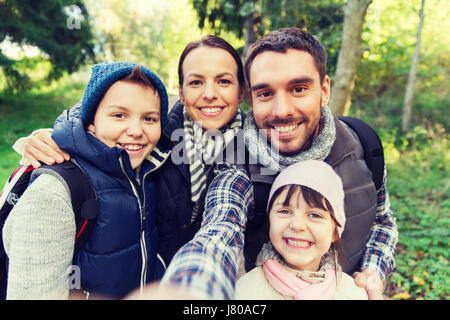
top-left (14, 35), bottom-right (246, 267)
top-left (156, 35), bottom-right (245, 264)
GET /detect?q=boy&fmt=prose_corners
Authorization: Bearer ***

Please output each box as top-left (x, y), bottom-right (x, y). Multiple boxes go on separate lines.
top-left (3, 62), bottom-right (170, 299)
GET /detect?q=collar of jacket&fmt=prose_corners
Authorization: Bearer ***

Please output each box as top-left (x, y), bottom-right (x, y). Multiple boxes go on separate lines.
top-left (53, 102), bottom-right (171, 180)
top-left (143, 145), bottom-right (171, 174)
top-left (159, 100), bottom-right (190, 183)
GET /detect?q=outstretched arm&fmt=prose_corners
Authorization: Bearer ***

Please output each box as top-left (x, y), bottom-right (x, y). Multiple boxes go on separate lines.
top-left (160, 163), bottom-right (253, 299)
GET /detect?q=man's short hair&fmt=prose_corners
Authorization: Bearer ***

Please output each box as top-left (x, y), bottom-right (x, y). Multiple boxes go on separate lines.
top-left (244, 27), bottom-right (328, 87)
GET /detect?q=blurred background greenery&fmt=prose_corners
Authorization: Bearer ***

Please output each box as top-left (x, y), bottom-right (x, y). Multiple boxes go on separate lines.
top-left (0, 0), bottom-right (448, 300)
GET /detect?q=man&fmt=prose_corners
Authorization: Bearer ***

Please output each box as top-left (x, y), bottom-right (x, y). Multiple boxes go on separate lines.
top-left (161, 27), bottom-right (398, 300)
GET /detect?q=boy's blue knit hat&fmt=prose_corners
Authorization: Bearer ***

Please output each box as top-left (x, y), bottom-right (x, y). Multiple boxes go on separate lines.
top-left (81, 62), bottom-right (168, 129)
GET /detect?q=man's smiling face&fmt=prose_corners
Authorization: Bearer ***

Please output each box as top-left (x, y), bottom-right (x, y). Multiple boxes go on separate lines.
top-left (249, 49), bottom-right (330, 154)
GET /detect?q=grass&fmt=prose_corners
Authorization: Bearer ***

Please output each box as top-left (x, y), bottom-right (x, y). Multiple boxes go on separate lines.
top-left (382, 128), bottom-right (449, 300)
top-left (0, 76), bottom-right (448, 299)
top-left (0, 78), bottom-right (86, 185)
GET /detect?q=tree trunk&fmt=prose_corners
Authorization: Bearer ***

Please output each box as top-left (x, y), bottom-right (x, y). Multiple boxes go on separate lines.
top-left (329, 0), bottom-right (372, 116)
top-left (402, 0), bottom-right (425, 133)
top-left (243, 13), bottom-right (257, 58)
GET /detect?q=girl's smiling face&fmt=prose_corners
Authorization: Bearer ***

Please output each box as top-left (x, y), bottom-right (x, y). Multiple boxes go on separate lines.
top-left (88, 80), bottom-right (161, 169)
top-left (179, 46), bottom-right (243, 130)
top-left (269, 186), bottom-right (337, 272)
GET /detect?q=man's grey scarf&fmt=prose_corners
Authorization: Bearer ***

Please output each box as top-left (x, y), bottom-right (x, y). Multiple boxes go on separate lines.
top-left (183, 109), bottom-right (243, 223)
top-left (243, 106), bottom-right (336, 172)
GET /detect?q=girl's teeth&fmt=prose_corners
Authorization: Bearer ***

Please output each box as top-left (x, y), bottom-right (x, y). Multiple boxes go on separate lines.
top-left (286, 239), bottom-right (311, 247)
top-left (274, 124), bottom-right (299, 133)
top-left (202, 107), bottom-right (221, 113)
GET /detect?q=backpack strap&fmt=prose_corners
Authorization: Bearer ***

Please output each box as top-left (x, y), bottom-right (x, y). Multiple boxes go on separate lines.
top-left (338, 116), bottom-right (385, 191)
top-left (40, 161), bottom-right (98, 257)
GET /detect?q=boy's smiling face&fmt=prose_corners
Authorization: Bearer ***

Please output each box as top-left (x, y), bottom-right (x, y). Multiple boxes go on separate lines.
top-left (88, 80), bottom-right (161, 169)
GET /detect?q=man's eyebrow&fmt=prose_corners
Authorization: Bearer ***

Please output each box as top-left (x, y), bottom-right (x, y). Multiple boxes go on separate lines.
top-left (251, 77), bottom-right (315, 92)
top-left (250, 83), bottom-right (270, 92)
top-left (288, 77), bottom-right (314, 85)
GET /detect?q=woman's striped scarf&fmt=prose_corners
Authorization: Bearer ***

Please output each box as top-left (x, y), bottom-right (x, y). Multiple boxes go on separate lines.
top-left (183, 109), bottom-right (243, 223)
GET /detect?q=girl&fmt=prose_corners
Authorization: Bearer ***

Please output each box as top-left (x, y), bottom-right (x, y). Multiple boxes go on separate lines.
top-left (235, 160), bottom-right (368, 300)
top-left (3, 62), bottom-right (170, 299)
top-left (11, 35), bottom-right (246, 268)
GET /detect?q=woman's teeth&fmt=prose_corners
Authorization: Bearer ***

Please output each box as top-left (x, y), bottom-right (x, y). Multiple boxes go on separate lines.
top-left (201, 107), bottom-right (222, 114)
top-left (273, 123), bottom-right (299, 133)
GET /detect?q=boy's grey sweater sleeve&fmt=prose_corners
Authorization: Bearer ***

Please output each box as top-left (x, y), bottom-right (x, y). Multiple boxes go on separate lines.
top-left (3, 173), bottom-right (76, 299)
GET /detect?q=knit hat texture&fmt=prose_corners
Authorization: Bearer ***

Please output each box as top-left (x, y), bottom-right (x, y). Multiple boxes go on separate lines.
top-left (81, 62), bottom-right (168, 128)
top-left (268, 160), bottom-right (346, 237)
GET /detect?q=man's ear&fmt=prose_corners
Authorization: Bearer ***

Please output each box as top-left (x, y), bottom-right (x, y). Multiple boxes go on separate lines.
top-left (238, 88), bottom-right (245, 104)
top-left (248, 89), bottom-right (253, 108)
top-left (320, 75), bottom-right (331, 108)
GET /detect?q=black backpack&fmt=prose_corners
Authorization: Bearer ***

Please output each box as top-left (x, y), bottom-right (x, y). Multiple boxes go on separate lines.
top-left (338, 116), bottom-right (385, 191)
top-left (0, 160), bottom-right (98, 300)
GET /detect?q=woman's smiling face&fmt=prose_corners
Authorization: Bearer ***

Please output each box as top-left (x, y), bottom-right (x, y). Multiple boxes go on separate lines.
top-left (179, 46), bottom-right (243, 130)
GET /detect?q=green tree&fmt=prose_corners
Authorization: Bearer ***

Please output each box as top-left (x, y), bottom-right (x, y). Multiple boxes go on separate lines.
top-left (191, 0), bottom-right (345, 71)
top-left (402, 0), bottom-right (425, 133)
top-left (353, 0), bottom-right (449, 131)
top-left (329, 0), bottom-right (372, 116)
top-left (0, 0), bottom-right (95, 89)
top-left (86, 0), bottom-right (204, 92)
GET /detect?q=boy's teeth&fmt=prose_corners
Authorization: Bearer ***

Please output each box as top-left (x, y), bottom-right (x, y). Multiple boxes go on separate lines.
top-left (122, 144), bottom-right (142, 150)
top-left (274, 123), bottom-right (298, 133)
top-left (202, 107), bottom-right (221, 113)
top-left (286, 239), bottom-right (311, 247)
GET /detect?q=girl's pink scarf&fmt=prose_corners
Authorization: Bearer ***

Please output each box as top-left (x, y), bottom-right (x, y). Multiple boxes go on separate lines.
top-left (263, 259), bottom-right (337, 300)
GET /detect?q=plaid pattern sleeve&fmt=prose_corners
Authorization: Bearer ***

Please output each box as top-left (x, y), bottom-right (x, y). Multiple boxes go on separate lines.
top-left (361, 166), bottom-right (399, 282)
top-left (160, 163), bottom-right (253, 299)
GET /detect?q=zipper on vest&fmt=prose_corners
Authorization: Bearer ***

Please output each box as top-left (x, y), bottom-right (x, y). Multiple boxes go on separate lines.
top-left (119, 156), bottom-right (148, 298)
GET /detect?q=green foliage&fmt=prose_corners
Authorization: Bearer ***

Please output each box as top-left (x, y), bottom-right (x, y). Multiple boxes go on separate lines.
top-left (0, 0), bottom-right (95, 88)
top-left (191, 0), bottom-right (345, 74)
top-left (192, 0), bottom-right (247, 37)
top-left (383, 128), bottom-right (449, 300)
top-left (85, 0), bottom-right (205, 93)
top-left (355, 0), bottom-right (450, 131)
top-left (0, 0), bottom-right (448, 300)
top-left (260, 0), bottom-right (345, 75)
top-left (0, 71), bottom-right (87, 184)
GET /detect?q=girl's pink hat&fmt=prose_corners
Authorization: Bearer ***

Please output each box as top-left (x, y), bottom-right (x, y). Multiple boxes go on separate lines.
top-left (268, 160), bottom-right (346, 237)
